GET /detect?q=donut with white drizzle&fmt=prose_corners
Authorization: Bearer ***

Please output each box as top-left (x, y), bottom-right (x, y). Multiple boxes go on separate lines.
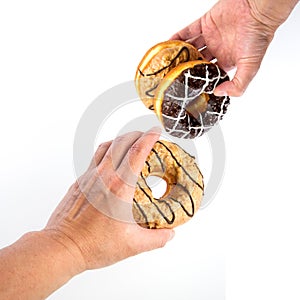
top-left (154, 60), bottom-right (230, 139)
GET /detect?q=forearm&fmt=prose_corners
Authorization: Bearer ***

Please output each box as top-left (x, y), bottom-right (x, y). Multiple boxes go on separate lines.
top-left (248, 0), bottom-right (299, 29)
top-left (0, 230), bottom-right (85, 300)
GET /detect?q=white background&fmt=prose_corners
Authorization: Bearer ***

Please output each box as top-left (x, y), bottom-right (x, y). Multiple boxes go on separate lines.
top-left (0, 1), bottom-right (299, 299)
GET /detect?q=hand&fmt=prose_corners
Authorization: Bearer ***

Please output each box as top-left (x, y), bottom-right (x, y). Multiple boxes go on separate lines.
top-left (171, 0), bottom-right (296, 96)
top-left (0, 128), bottom-right (175, 299)
top-left (45, 128), bottom-right (174, 270)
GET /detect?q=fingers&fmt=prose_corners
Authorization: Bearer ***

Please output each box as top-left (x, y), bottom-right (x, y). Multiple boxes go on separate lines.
top-left (89, 131), bottom-right (144, 172)
top-left (214, 61), bottom-right (259, 97)
top-left (133, 228), bottom-right (175, 253)
top-left (171, 20), bottom-right (216, 63)
top-left (88, 141), bottom-right (112, 170)
top-left (200, 47), bottom-right (215, 61)
top-left (170, 18), bottom-right (202, 42)
top-left (91, 127), bottom-right (161, 206)
top-left (117, 127), bottom-right (161, 186)
top-left (185, 35), bottom-right (206, 50)
top-left (108, 131), bottom-right (143, 170)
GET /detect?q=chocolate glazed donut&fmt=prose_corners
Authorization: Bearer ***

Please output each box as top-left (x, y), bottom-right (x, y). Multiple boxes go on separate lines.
top-left (133, 140), bottom-right (204, 229)
top-left (135, 41), bottom-right (202, 111)
top-left (154, 61), bottom-right (230, 139)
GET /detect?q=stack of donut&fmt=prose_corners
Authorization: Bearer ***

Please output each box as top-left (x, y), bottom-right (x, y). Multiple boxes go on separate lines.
top-left (135, 40), bottom-right (230, 139)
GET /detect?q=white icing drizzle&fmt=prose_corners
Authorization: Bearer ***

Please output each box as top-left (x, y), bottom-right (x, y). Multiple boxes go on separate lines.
top-left (162, 64), bottom-right (229, 138)
top-left (206, 96), bottom-right (228, 124)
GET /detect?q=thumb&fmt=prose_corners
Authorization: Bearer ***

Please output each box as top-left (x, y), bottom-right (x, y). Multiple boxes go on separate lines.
top-left (214, 61), bottom-right (259, 97)
top-left (136, 228), bottom-right (175, 252)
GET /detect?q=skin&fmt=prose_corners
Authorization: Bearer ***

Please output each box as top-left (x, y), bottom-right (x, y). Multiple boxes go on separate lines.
top-left (0, 127), bottom-right (174, 300)
top-left (0, 1), bottom-right (298, 298)
top-left (171, 0), bottom-right (299, 97)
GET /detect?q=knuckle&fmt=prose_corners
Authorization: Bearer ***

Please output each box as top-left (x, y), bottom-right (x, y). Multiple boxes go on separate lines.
top-left (128, 143), bottom-right (145, 157)
top-left (97, 141), bottom-right (108, 149)
top-left (115, 131), bottom-right (142, 144)
top-left (107, 173), bottom-right (124, 191)
top-left (94, 142), bottom-right (111, 159)
top-left (97, 156), bottom-right (112, 173)
top-left (114, 134), bottom-right (127, 144)
top-left (97, 141), bottom-right (111, 151)
top-left (90, 141), bottom-right (112, 170)
top-left (234, 89), bottom-right (244, 97)
top-left (232, 78), bottom-right (246, 96)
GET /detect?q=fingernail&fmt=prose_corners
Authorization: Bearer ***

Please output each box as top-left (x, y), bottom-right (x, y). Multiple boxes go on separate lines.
top-left (148, 126), bottom-right (162, 134)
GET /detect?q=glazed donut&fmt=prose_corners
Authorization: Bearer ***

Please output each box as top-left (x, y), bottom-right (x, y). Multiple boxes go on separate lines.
top-left (155, 60), bottom-right (230, 138)
top-left (135, 40), bottom-right (230, 139)
top-left (135, 40), bottom-right (203, 110)
top-left (133, 140), bottom-right (204, 229)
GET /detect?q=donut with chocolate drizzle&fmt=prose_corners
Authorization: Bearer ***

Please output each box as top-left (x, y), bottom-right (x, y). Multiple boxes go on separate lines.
top-left (133, 140), bottom-right (204, 229)
top-left (154, 61), bottom-right (230, 139)
top-left (135, 40), bottom-right (202, 110)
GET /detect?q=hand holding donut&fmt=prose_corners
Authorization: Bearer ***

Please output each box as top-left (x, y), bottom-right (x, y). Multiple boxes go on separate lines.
top-left (171, 0), bottom-right (298, 97)
top-left (46, 128), bottom-right (175, 270)
top-left (135, 40), bottom-right (230, 138)
top-left (0, 129), bottom-right (174, 299)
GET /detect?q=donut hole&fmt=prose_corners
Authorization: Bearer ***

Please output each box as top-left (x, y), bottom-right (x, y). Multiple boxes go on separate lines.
top-left (145, 175), bottom-right (167, 199)
top-left (186, 93), bottom-right (209, 117)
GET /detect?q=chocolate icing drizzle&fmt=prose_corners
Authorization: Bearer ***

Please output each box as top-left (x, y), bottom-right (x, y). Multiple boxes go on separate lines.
top-left (133, 198), bottom-right (149, 227)
top-left (139, 46), bottom-right (191, 77)
top-left (145, 83), bottom-right (159, 98)
top-left (138, 46), bottom-right (194, 109)
top-left (151, 148), bottom-right (165, 173)
top-left (161, 63), bottom-right (230, 138)
top-left (137, 182), bottom-right (175, 225)
top-left (133, 141), bottom-right (203, 228)
top-left (157, 141), bottom-right (203, 190)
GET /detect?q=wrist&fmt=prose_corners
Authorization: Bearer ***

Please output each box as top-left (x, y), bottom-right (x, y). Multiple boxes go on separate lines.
top-left (0, 230), bottom-right (86, 299)
top-left (41, 229), bottom-right (86, 276)
top-left (248, 0), bottom-right (298, 30)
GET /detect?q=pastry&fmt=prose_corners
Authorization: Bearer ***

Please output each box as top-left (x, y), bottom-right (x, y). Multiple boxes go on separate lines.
top-left (135, 40), bottom-right (202, 110)
top-left (133, 140), bottom-right (204, 228)
top-left (135, 40), bottom-right (230, 138)
top-left (155, 60), bottom-right (230, 138)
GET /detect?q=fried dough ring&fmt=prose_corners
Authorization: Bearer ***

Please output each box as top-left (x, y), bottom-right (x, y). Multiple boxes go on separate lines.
top-left (135, 40), bottom-right (202, 110)
top-left (133, 140), bottom-right (204, 229)
top-left (154, 60), bottom-right (230, 138)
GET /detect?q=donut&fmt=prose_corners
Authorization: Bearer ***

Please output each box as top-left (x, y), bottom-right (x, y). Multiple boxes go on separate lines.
top-left (135, 40), bottom-right (230, 139)
top-left (155, 60), bottom-right (230, 138)
top-left (133, 140), bottom-right (204, 229)
top-left (135, 40), bottom-right (203, 111)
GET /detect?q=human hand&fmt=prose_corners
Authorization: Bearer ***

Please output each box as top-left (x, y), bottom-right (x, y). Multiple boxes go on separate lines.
top-left (0, 128), bottom-right (175, 300)
top-left (171, 0), bottom-right (297, 96)
top-left (45, 128), bottom-right (174, 271)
